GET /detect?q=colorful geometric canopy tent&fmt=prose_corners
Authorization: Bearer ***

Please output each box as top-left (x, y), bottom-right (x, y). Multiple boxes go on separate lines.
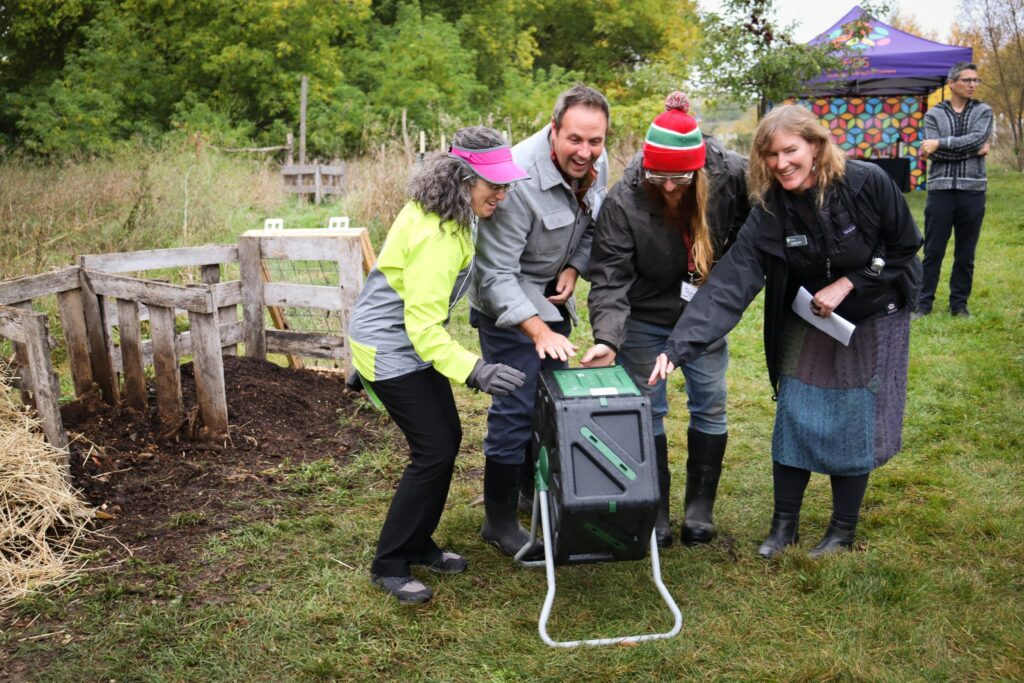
top-left (789, 95), bottom-right (929, 189)
top-left (789, 6), bottom-right (972, 191)
top-left (803, 5), bottom-right (973, 96)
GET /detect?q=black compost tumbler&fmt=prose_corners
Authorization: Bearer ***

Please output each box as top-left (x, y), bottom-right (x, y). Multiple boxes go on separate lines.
top-left (531, 366), bottom-right (660, 564)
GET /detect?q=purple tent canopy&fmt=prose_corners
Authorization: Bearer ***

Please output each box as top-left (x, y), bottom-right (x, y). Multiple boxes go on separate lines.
top-left (803, 5), bottom-right (972, 96)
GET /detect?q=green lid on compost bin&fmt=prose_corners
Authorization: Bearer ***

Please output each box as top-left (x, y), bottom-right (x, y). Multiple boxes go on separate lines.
top-left (552, 366), bottom-right (641, 398)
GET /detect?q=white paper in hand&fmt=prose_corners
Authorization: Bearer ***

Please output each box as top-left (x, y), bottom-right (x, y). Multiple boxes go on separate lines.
top-left (791, 286), bottom-right (856, 346)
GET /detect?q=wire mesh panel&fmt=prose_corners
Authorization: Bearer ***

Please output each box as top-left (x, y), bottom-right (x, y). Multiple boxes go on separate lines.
top-left (264, 258), bottom-right (347, 368)
top-left (240, 223), bottom-right (371, 374)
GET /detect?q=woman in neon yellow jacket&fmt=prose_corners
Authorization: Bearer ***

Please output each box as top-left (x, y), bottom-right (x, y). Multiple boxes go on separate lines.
top-left (348, 126), bottom-right (529, 605)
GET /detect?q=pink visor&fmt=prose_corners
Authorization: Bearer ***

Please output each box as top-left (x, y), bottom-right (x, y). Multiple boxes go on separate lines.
top-left (449, 144), bottom-right (530, 184)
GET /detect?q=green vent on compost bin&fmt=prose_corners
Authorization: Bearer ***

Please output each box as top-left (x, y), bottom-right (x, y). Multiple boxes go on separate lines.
top-left (580, 426), bottom-right (637, 481)
top-left (584, 523), bottom-right (628, 551)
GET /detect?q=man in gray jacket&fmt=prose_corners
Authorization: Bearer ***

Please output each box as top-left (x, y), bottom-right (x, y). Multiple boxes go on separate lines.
top-left (469, 84), bottom-right (610, 557)
top-left (915, 62), bottom-right (993, 319)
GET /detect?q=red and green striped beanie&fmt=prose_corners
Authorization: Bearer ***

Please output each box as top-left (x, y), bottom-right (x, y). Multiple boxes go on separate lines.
top-left (642, 92), bottom-right (706, 172)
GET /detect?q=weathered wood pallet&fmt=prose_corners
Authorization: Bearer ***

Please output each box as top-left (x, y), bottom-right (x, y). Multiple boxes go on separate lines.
top-left (0, 228), bottom-right (375, 452)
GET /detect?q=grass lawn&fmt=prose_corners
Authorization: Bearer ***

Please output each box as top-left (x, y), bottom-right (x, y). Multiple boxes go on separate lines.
top-left (2, 165), bottom-right (1022, 681)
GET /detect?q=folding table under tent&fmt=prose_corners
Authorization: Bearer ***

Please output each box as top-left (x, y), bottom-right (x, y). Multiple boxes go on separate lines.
top-left (788, 5), bottom-right (973, 191)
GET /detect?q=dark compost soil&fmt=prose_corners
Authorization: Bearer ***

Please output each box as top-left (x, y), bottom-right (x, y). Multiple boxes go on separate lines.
top-left (63, 356), bottom-right (385, 566)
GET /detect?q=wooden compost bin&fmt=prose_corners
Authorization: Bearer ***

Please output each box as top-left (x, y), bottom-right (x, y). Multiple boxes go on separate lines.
top-left (0, 228), bottom-right (371, 452)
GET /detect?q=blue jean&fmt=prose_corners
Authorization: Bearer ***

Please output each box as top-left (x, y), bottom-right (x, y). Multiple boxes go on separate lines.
top-left (616, 318), bottom-right (728, 437)
top-left (471, 308), bottom-right (570, 465)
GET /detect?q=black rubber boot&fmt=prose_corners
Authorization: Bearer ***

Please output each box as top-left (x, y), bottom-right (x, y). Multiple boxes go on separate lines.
top-left (757, 511), bottom-right (800, 559)
top-left (654, 434), bottom-right (673, 548)
top-left (680, 428), bottom-right (728, 546)
top-left (481, 460), bottom-right (542, 560)
top-left (517, 448), bottom-right (535, 516)
top-left (808, 517), bottom-right (857, 559)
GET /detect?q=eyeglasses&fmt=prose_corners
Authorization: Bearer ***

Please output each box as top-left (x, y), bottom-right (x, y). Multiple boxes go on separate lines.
top-left (956, 77), bottom-right (982, 85)
top-left (465, 176), bottom-right (515, 193)
top-left (645, 170), bottom-right (695, 186)
top-left (483, 180), bottom-right (515, 193)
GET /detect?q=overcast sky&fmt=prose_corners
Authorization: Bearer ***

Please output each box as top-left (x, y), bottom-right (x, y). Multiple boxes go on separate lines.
top-left (698, 0), bottom-right (964, 43)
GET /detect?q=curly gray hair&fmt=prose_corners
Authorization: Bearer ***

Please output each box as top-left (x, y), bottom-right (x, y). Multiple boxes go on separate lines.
top-left (408, 126), bottom-right (507, 233)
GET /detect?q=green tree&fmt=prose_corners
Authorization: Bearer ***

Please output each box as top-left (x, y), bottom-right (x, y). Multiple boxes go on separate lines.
top-left (0, 0), bottom-right (706, 156)
top-left (529, 0), bottom-right (701, 89)
top-left (962, 0), bottom-right (1024, 170)
top-left (491, 66), bottom-right (581, 140)
top-left (0, 0), bottom-right (101, 144)
top-left (9, 4), bottom-right (178, 154)
top-left (411, 0), bottom-right (541, 92)
top-left (698, 0), bottom-right (877, 118)
top-left (3, 0), bottom-right (374, 155)
top-left (343, 3), bottom-right (484, 144)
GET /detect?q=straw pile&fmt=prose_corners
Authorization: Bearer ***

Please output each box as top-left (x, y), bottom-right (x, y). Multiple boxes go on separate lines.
top-left (1, 374), bottom-right (93, 605)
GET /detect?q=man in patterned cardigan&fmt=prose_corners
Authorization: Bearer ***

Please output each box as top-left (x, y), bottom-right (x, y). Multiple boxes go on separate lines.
top-left (915, 62), bottom-right (993, 319)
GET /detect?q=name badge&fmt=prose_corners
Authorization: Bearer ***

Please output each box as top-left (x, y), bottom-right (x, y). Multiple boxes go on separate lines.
top-left (681, 281), bottom-right (699, 302)
top-left (786, 234), bottom-right (809, 247)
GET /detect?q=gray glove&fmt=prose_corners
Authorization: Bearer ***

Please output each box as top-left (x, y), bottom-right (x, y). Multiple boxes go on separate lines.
top-left (466, 360), bottom-right (526, 396)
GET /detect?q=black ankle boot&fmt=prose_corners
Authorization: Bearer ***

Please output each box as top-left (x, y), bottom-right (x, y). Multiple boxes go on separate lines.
top-left (653, 434), bottom-right (673, 548)
top-left (481, 460), bottom-right (542, 560)
top-left (808, 517), bottom-right (857, 558)
top-left (680, 429), bottom-right (728, 546)
top-left (758, 511), bottom-right (800, 559)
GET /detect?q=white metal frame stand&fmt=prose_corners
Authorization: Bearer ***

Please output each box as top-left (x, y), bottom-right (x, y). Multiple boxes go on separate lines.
top-left (515, 487), bottom-right (683, 648)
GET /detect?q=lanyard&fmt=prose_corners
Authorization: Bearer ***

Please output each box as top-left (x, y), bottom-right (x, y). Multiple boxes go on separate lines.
top-left (681, 228), bottom-right (696, 279)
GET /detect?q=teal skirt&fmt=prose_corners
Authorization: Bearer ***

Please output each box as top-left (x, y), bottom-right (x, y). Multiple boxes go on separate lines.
top-left (771, 308), bottom-right (911, 476)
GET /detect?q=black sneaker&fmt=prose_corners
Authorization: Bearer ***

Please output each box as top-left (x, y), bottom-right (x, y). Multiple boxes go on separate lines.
top-left (417, 550), bottom-right (468, 574)
top-left (910, 309), bottom-right (930, 321)
top-left (370, 574), bottom-right (433, 604)
top-left (951, 307), bottom-right (971, 318)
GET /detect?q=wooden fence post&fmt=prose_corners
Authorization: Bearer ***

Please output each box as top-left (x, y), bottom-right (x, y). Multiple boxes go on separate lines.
top-left (57, 288), bottom-right (95, 397)
top-left (78, 268), bottom-right (119, 404)
top-left (9, 300), bottom-right (34, 407)
top-left (22, 311), bottom-right (68, 450)
top-left (188, 307), bottom-right (229, 441)
top-left (238, 235), bottom-right (266, 359)
top-left (148, 304), bottom-right (183, 428)
top-left (116, 298), bottom-right (148, 411)
top-left (202, 263), bottom-right (237, 356)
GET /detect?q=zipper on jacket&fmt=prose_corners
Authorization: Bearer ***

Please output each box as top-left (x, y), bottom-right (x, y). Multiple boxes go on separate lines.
top-left (826, 257), bottom-right (832, 281)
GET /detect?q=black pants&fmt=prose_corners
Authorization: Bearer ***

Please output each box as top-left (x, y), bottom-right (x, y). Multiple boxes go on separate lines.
top-left (368, 367), bottom-right (462, 577)
top-left (919, 189), bottom-right (986, 313)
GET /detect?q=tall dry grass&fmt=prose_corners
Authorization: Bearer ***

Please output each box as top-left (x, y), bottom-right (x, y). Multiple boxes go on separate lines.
top-left (0, 146), bottom-right (285, 280)
top-left (340, 143), bottom-right (414, 246)
top-left (0, 133), bottom-right (641, 282)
